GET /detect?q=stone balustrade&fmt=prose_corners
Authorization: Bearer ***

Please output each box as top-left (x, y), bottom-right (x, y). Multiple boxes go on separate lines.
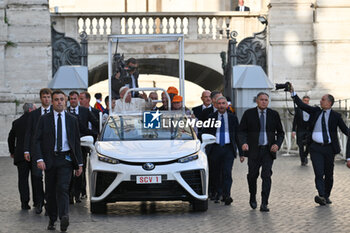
top-left (51, 12), bottom-right (265, 41)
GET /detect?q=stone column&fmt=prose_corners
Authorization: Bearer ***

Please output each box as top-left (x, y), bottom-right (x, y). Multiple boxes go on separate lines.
top-left (0, 0), bottom-right (51, 155)
top-left (313, 0), bottom-right (350, 100)
top-left (268, 0), bottom-right (316, 106)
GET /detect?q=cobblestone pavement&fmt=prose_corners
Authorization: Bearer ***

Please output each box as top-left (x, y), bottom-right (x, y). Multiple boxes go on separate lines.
top-left (1, 154), bottom-right (350, 233)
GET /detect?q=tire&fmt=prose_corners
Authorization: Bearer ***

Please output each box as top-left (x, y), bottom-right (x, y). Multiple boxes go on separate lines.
top-left (90, 201), bottom-right (107, 214)
top-left (192, 199), bottom-right (208, 212)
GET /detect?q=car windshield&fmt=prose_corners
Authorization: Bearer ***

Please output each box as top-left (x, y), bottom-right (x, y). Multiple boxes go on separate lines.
top-left (101, 113), bottom-right (195, 141)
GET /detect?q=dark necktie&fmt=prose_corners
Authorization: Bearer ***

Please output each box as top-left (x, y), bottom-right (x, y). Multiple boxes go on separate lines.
top-left (259, 111), bottom-right (265, 145)
top-left (44, 109), bottom-right (48, 114)
top-left (57, 113), bottom-right (62, 152)
top-left (71, 108), bottom-right (76, 115)
top-left (220, 114), bottom-right (225, 146)
top-left (322, 111), bottom-right (329, 144)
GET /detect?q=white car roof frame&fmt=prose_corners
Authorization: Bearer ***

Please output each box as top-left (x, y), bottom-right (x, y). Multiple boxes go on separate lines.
top-left (107, 34), bottom-right (185, 114)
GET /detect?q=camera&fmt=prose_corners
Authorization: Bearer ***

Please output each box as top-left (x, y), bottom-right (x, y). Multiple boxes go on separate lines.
top-left (112, 53), bottom-right (132, 85)
top-left (275, 82), bottom-right (291, 92)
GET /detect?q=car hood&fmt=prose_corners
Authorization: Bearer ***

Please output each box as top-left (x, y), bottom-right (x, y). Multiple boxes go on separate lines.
top-left (95, 140), bottom-right (200, 162)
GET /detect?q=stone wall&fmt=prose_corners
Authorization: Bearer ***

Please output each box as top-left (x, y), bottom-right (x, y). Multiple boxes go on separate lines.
top-left (0, 0), bottom-right (51, 155)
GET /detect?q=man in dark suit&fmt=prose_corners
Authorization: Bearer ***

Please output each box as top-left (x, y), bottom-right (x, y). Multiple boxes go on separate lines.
top-left (290, 84), bottom-right (348, 206)
top-left (23, 87), bottom-right (52, 214)
top-left (34, 90), bottom-right (83, 232)
top-left (68, 91), bottom-right (98, 202)
top-left (111, 57), bottom-right (140, 99)
top-left (192, 90), bottom-right (212, 119)
top-left (292, 95), bottom-right (311, 166)
top-left (199, 91), bottom-right (222, 122)
top-left (203, 96), bottom-right (243, 205)
top-left (235, 0), bottom-right (250, 11)
top-left (8, 103), bottom-right (36, 210)
top-left (79, 91), bottom-right (100, 134)
top-left (239, 92), bottom-right (284, 212)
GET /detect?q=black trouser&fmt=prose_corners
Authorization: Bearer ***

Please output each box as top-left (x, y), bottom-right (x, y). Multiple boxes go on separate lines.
top-left (31, 160), bottom-right (45, 207)
top-left (297, 131), bottom-right (309, 163)
top-left (45, 155), bottom-right (73, 222)
top-left (247, 146), bottom-right (274, 205)
top-left (209, 144), bottom-right (235, 197)
top-left (309, 142), bottom-right (334, 198)
top-left (16, 161), bottom-right (33, 205)
top-left (69, 146), bottom-right (88, 199)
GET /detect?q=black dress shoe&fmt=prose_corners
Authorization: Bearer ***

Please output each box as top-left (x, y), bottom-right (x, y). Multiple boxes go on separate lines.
top-left (75, 197), bottom-right (82, 203)
top-left (35, 203), bottom-right (43, 214)
top-left (224, 197), bottom-right (233, 205)
top-left (21, 203), bottom-right (30, 210)
top-left (69, 196), bottom-right (74, 205)
top-left (249, 200), bottom-right (257, 209)
top-left (60, 216), bottom-right (69, 232)
top-left (47, 220), bottom-right (55, 230)
top-left (260, 204), bottom-right (269, 212)
top-left (326, 197), bottom-right (332, 204)
top-left (314, 195), bottom-right (326, 206)
top-left (81, 194), bottom-right (87, 199)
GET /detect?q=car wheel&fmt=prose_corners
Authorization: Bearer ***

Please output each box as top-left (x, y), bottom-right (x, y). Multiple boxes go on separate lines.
top-left (90, 201), bottom-right (107, 214)
top-left (192, 199), bottom-right (208, 212)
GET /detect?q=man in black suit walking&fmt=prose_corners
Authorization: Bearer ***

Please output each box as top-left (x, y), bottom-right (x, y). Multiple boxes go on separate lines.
top-left (203, 96), bottom-right (243, 205)
top-left (239, 92), bottom-right (284, 212)
top-left (8, 103), bottom-right (36, 210)
top-left (23, 87), bottom-right (52, 214)
top-left (34, 90), bottom-right (83, 232)
top-left (235, 0), bottom-right (250, 11)
top-left (289, 84), bottom-right (348, 205)
top-left (292, 95), bottom-right (311, 166)
top-left (192, 90), bottom-right (212, 119)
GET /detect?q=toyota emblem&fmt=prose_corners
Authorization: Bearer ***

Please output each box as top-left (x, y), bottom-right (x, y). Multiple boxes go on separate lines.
top-left (142, 162), bottom-right (155, 171)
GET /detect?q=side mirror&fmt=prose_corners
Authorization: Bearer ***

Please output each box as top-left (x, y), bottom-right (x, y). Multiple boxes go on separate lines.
top-left (201, 134), bottom-right (216, 151)
top-left (80, 136), bottom-right (94, 150)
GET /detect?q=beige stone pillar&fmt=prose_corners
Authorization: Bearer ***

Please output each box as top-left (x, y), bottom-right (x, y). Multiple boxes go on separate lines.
top-left (313, 0), bottom-right (350, 100)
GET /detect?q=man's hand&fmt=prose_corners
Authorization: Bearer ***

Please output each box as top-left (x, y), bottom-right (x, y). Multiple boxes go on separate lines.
top-left (75, 166), bottom-right (83, 177)
top-left (240, 156), bottom-right (245, 163)
top-left (24, 152), bottom-right (30, 162)
top-left (292, 132), bottom-right (296, 139)
top-left (347, 160), bottom-right (350, 169)
top-left (289, 83), bottom-right (294, 93)
top-left (114, 72), bottom-right (121, 79)
top-left (140, 91), bottom-right (148, 101)
top-left (270, 144), bottom-right (279, 153)
top-left (37, 161), bottom-right (46, 171)
top-left (242, 144), bottom-right (249, 151)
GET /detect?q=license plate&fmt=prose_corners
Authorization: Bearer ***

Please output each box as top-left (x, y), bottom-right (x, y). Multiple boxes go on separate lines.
top-left (136, 175), bottom-right (162, 184)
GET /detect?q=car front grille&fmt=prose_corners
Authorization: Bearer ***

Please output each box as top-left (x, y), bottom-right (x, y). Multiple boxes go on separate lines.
top-left (95, 172), bottom-right (118, 196)
top-left (180, 170), bottom-right (204, 195)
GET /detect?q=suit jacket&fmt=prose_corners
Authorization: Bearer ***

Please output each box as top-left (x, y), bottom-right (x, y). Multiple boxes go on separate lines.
top-left (192, 104), bottom-right (208, 119)
top-left (111, 72), bottom-right (139, 99)
top-left (292, 94), bottom-right (348, 155)
top-left (292, 107), bottom-right (311, 145)
top-left (235, 6), bottom-right (250, 11)
top-left (24, 106), bottom-right (52, 153)
top-left (33, 111), bottom-right (83, 170)
top-left (202, 111), bottom-right (243, 158)
top-left (67, 106), bottom-right (99, 137)
top-left (239, 107), bottom-right (285, 160)
top-left (8, 112), bottom-right (30, 165)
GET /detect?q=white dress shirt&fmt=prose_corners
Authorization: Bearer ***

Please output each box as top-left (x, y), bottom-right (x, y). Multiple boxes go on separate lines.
top-left (312, 109), bottom-right (331, 144)
top-left (302, 111), bottom-right (310, 121)
top-left (216, 112), bottom-right (230, 145)
top-left (41, 106), bottom-right (51, 115)
top-left (70, 106), bottom-right (79, 115)
top-left (54, 110), bottom-right (70, 152)
top-left (202, 104), bottom-right (212, 110)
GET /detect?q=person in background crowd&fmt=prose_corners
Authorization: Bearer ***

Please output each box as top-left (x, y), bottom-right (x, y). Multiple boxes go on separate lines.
top-left (290, 84), bottom-right (349, 206)
top-left (94, 93), bottom-right (105, 112)
top-left (102, 95), bottom-right (116, 123)
top-left (167, 86), bottom-right (178, 103)
top-left (239, 92), bottom-right (284, 212)
top-left (226, 96), bottom-right (235, 114)
top-left (292, 95), bottom-right (311, 166)
top-left (158, 92), bottom-right (169, 110)
top-left (24, 88), bottom-right (52, 215)
top-left (149, 92), bottom-right (159, 110)
top-left (199, 91), bottom-right (223, 122)
top-left (235, 0), bottom-right (250, 11)
top-left (192, 90), bottom-right (212, 119)
top-left (203, 96), bottom-right (243, 205)
top-left (8, 103), bottom-right (36, 210)
top-left (79, 91), bottom-right (100, 132)
top-left (171, 95), bottom-right (191, 115)
top-left (34, 90), bottom-right (83, 232)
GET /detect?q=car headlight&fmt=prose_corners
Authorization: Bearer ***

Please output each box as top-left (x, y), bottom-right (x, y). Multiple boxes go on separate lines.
top-left (97, 153), bottom-right (119, 164)
top-left (178, 152), bottom-right (199, 163)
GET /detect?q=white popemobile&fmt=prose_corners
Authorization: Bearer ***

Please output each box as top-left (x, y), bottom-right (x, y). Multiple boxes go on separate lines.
top-left (80, 34), bottom-right (216, 214)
